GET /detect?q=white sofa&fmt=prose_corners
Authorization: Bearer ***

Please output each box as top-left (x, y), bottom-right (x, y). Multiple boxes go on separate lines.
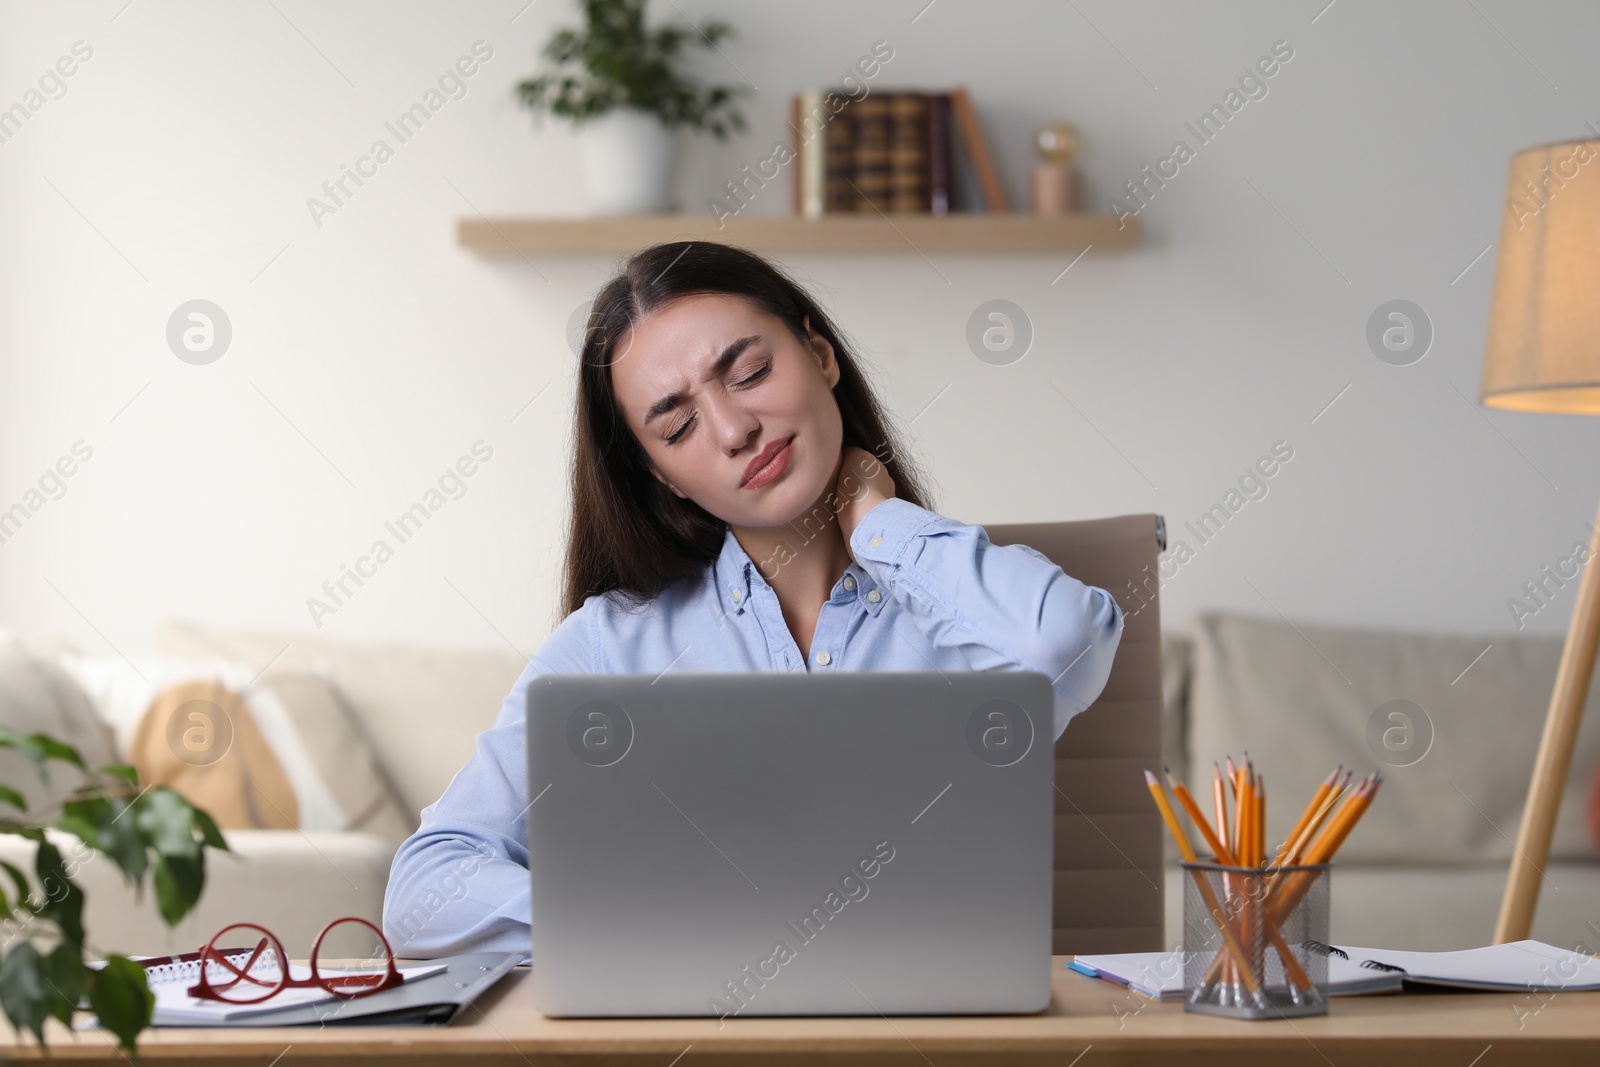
top-left (0, 622), bottom-right (525, 959)
top-left (1, 611), bottom-right (1596, 958)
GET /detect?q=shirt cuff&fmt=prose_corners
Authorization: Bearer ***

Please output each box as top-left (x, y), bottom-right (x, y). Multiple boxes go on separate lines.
top-left (848, 497), bottom-right (946, 570)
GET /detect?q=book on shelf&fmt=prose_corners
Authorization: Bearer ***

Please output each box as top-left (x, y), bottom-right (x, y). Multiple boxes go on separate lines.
top-left (789, 85), bottom-right (1005, 217)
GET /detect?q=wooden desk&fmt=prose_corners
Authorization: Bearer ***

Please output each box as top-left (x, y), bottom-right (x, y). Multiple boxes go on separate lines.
top-left (6, 956), bottom-right (1598, 1066)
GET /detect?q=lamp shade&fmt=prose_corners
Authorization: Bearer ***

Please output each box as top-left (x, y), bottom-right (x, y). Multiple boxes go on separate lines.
top-left (1481, 138), bottom-right (1600, 413)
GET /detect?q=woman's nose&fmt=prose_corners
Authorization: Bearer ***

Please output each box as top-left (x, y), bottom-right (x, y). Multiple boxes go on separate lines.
top-left (702, 394), bottom-right (760, 453)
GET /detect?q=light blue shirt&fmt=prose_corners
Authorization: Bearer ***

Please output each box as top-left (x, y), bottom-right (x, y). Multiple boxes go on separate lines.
top-left (382, 497), bottom-right (1125, 962)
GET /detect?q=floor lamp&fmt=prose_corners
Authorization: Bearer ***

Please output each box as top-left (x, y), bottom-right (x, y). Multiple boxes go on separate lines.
top-left (1481, 137), bottom-right (1600, 943)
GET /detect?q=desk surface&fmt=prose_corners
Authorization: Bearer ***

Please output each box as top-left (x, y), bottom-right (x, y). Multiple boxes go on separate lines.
top-left (5, 956), bottom-right (1598, 1066)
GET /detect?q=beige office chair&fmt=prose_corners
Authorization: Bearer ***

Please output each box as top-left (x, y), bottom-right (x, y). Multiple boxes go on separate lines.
top-left (985, 513), bottom-right (1166, 955)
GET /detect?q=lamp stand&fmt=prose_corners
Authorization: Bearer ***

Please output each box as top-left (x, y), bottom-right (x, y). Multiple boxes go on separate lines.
top-left (1494, 496), bottom-right (1600, 943)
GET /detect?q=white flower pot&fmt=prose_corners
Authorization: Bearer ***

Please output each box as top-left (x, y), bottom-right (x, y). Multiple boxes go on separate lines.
top-left (578, 106), bottom-right (680, 215)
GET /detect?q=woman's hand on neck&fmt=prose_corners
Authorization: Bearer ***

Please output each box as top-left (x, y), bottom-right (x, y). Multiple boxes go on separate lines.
top-left (833, 446), bottom-right (897, 555)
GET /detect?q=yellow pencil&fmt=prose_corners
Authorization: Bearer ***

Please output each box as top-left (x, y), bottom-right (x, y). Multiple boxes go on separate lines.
top-left (1212, 763), bottom-right (1229, 856)
top-left (1278, 770), bottom-right (1350, 868)
top-left (1167, 767), bottom-right (1234, 864)
top-left (1271, 775), bottom-right (1383, 923)
top-left (1271, 765), bottom-right (1341, 869)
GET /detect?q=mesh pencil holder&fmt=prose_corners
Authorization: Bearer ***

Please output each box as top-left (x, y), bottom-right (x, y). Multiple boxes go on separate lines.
top-left (1180, 860), bottom-right (1332, 1020)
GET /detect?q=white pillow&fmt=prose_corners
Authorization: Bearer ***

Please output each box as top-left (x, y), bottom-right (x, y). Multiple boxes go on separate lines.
top-left (56, 655), bottom-right (346, 832)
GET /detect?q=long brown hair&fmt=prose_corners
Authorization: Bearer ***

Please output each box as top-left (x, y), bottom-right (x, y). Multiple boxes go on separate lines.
top-left (560, 240), bottom-right (936, 619)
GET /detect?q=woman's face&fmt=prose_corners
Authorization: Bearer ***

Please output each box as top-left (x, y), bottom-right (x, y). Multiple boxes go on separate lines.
top-left (610, 292), bottom-right (845, 529)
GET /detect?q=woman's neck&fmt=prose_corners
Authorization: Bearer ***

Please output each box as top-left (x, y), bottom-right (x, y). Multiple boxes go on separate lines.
top-left (730, 458), bottom-right (855, 630)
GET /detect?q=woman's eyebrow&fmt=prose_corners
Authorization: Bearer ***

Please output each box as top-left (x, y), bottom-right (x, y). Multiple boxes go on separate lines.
top-left (642, 334), bottom-right (761, 425)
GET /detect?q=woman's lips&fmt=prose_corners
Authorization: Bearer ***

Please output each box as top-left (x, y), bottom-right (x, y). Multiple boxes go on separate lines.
top-left (742, 437), bottom-right (794, 489)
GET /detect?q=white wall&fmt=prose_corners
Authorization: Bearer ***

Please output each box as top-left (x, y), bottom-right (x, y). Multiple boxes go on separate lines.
top-left (3, 0), bottom-right (1598, 660)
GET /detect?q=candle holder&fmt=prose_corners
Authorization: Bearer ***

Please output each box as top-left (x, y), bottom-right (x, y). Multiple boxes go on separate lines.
top-left (1031, 121), bottom-right (1080, 214)
top-left (1180, 860), bottom-right (1333, 1019)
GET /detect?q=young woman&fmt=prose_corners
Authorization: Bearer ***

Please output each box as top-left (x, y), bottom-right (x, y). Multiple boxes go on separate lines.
top-left (382, 241), bottom-right (1125, 961)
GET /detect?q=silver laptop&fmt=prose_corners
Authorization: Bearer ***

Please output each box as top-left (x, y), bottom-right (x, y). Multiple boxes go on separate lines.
top-left (524, 669), bottom-right (1055, 1018)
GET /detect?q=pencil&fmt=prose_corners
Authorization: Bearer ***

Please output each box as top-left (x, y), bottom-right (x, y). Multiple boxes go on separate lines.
top-left (1232, 763), bottom-right (1249, 862)
top-left (1254, 774), bottom-right (1266, 869)
top-left (1144, 769), bottom-right (1262, 994)
top-left (1301, 774), bottom-right (1379, 864)
top-left (1167, 767), bottom-right (1234, 864)
top-left (1270, 774), bottom-right (1383, 924)
top-left (1236, 771), bottom-right (1249, 868)
top-left (1276, 770), bottom-right (1350, 868)
top-left (1271, 765), bottom-right (1340, 869)
top-left (1212, 763), bottom-right (1229, 856)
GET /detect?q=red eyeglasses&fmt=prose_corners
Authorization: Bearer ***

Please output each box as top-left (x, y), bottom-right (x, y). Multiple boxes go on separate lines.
top-left (186, 917), bottom-right (404, 1004)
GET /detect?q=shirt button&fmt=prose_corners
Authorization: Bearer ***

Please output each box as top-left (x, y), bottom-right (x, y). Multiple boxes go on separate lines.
top-left (843, 575), bottom-right (856, 591)
top-left (868, 535), bottom-right (883, 547)
top-left (866, 589), bottom-right (881, 603)
top-left (731, 588), bottom-right (743, 603)
top-left (815, 650), bottom-right (832, 666)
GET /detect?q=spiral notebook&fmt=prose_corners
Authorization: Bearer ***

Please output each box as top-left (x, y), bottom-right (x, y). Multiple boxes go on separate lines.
top-left (77, 950), bottom-right (521, 1028)
top-left (1069, 939), bottom-right (1600, 1002)
top-left (1069, 945), bottom-right (1403, 1001)
top-left (1326, 940), bottom-right (1600, 993)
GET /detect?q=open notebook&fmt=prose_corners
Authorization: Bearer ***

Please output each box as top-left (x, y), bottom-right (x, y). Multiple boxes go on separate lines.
top-left (1070, 946), bottom-right (1402, 1001)
top-left (79, 950), bottom-right (522, 1027)
top-left (1069, 940), bottom-right (1600, 1002)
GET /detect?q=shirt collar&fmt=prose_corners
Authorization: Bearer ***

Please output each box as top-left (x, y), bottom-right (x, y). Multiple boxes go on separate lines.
top-left (713, 526), bottom-right (880, 615)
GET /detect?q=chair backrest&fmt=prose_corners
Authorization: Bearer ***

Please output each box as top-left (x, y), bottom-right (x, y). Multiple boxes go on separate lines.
top-left (984, 513), bottom-right (1166, 955)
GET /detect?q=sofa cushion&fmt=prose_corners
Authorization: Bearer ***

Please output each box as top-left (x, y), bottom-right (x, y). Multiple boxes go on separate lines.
top-left (58, 654), bottom-right (413, 845)
top-left (130, 678), bottom-right (300, 830)
top-left (0, 635), bottom-right (118, 812)
top-left (1186, 611), bottom-right (1600, 865)
top-left (156, 620), bottom-right (526, 819)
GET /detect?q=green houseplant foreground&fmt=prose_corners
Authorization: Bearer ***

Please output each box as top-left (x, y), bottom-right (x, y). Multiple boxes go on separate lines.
top-left (0, 724), bottom-right (229, 1057)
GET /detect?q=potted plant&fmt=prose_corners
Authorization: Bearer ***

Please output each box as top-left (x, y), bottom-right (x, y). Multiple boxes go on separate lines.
top-left (514, 0), bottom-right (750, 214)
top-left (0, 726), bottom-right (229, 1055)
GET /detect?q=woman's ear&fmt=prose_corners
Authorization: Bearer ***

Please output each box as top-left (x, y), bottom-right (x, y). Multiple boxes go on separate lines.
top-left (802, 314), bottom-right (841, 389)
top-left (649, 464), bottom-right (689, 500)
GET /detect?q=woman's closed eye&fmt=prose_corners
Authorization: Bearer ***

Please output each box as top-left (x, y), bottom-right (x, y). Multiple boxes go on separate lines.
top-left (665, 362), bottom-right (772, 445)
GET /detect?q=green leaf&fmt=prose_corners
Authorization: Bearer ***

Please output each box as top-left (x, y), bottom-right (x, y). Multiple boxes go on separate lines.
top-left (58, 798), bottom-right (104, 852)
top-left (91, 799), bottom-right (148, 886)
top-left (34, 838), bottom-right (85, 950)
top-left (191, 806), bottom-right (230, 852)
top-left (86, 955), bottom-right (153, 1057)
top-left (0, 859), bottom-right (27, 922)
top-left (0, 943), bottom-right (51, 1046)
top-left (26, 733), bottom-right (88, 771)
top-left (0, 861), bottom-right (30, 912)
top-left (0, 726), bottom-right (88, 789)
top-left (134, 788), bottom-right (199, 860)
top-left (100, 763), bottom-right (141, 788)
top-left (152, 852), bottom-right (205, 927)
top-left (0, 784), bottom-right (26, 813)
top-left (41, 941), bottom-right (82, 1030)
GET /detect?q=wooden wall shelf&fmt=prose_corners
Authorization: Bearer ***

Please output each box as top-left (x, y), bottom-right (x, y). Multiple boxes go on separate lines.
top-left (456, 213), bottom-right (1140, 255)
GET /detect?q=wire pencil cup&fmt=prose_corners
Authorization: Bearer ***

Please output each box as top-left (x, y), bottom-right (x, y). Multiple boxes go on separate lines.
top-left (1181, 860), bottom-right (1332, 1019)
